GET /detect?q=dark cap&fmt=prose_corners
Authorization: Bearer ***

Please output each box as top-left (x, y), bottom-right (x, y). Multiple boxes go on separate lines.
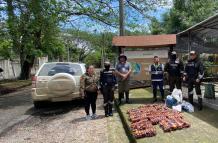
top-left (118, 54), bottom-right (127, 61)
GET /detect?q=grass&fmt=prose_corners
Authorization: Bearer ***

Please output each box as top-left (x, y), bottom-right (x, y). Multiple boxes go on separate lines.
top-left (0, 80), bottom-right (31, 95)
top-left (107, 110), bottom-right (129, 143)
top-left (118, 88), bottom-right (218, 143)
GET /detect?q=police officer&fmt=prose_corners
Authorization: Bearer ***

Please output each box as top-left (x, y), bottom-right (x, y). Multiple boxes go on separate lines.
top-left (100, 61), bottom-right (117, 117)
top-left (149, 56), bottom-right (165, 102)
top-left (165, 51), bottom-right (184, 92)
top-left (183, 51), bottom-right (204, 110)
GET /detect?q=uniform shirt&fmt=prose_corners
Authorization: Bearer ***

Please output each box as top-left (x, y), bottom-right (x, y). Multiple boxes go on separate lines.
top-left (165, 59), bottom-right (184, 77)
top-left (100, 69), bottom-right (117, 86)
top-left (149, 63), bottom-right (164, 81)
top-left (80, 72), bottom-right (99, 92)
top-left (115, 62), bottom-right (131, 81)
top-left (184, 58), bottom-right (204, 80)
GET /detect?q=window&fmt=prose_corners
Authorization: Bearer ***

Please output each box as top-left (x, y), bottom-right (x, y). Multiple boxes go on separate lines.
top-left (38, 63), bottom-right (83, 76)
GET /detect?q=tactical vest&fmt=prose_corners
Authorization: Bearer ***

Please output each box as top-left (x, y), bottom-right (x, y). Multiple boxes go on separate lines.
top-left (100, 69), bottom-right (116, 86)
top-left (168, 60), bottom-right (181, 76)
top-left (150, 64), bottom-right (164, 81)
top-left (186, 60), bottom-right (201, 79)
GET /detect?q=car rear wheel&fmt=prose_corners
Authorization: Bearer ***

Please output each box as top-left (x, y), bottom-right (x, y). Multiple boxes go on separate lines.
top-left (33, 101), bottom-right (43, 109)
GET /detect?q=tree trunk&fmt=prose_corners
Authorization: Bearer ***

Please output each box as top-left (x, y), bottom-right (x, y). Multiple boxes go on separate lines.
top-left (19, 55), bottom-right (35, 80)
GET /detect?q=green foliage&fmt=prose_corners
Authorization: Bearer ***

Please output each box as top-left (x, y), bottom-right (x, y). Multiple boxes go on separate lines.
top-left (0, 40), bottom-right (13, 59)
top-left (150, 0), bottom-right (218, 34)
top-left (61, 29), bottom-right (116, 67)
top-left (85, 51), bottom-right (102, 67)
top-left (2, 0), bottom-right (67, 79)
top-left (149, 18), bottom-right (165, 35)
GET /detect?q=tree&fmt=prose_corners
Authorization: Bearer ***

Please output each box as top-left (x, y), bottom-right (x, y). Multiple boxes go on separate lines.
top-left (62, 29), bottom-right (116, 67)
top-left (159, 0), bottom-right (218, 34)
top-left (149, 18), bottom-right (165, 35)
top-left (2, 0), bottom-right (171, 79)
top-left (4, 0), bottom-right (66, 79)
top-left (61, 0), bottom-right (170, 29)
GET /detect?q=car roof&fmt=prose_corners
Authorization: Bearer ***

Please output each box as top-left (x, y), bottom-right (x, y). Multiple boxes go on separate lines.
top-left (44, 62), bottom-right (85, 65)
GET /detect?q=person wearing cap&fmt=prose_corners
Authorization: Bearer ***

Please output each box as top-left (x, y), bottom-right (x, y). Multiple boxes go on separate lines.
top-left (149, 56), bottom-right (165, 102)
top-left (165, 51), bottom-right (184, 92)
top-left (183, 51), bottom-right (204, 110)
top-left (115, 54), bottom-right (132, 104)
top-left (100, 61), bottom-right (117, 117)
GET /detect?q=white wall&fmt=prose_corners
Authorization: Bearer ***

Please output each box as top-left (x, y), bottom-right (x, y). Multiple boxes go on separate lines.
top-left (0, 57), bottom-right (48, 80)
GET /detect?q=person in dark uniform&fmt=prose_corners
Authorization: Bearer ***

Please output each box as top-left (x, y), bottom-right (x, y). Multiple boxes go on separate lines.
top-left (100, 61), bottom-right (117, 117)
top-left (149, 56), bottom-right (165, 102)
top-left (165, 51), bottom-right (184, 92)
top-left (183, 51), bottom-right (204, 110)
top-left (115, 54), bottom-right (132, 105)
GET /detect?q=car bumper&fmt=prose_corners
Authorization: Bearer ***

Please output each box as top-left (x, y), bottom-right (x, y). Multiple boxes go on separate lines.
top-left (31, 89), bottom-right (81, 102)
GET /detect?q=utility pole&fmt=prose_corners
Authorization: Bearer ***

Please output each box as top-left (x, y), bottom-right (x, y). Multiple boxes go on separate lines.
top-left (119, 0), bottom-right (125, 54)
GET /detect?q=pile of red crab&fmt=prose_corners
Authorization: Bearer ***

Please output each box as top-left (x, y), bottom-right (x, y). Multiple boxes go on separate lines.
top-left (127, 104), bottom-right (190, 139)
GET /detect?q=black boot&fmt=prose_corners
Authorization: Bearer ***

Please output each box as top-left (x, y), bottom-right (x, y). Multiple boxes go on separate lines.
top-left (125, 92), bottom-right (130, 103)
top-left (198, 97), bottom-right (203, 111)
top-left (152, 88), bottom-right (157, 103)
top-left (118, 93), bottom-right (123, 105)
top-left (108, 103), bottom-right (113, 116)
top-left (188, 94), bottom-right (194, 105)
top-left (104, 104), bottom-right (109, 117)
top-left (161, 90), bottom-right (165, 103)
top-left (152, 94), bottom-right (157, 103)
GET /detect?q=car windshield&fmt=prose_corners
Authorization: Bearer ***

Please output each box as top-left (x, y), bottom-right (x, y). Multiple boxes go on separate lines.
top-left (38, 63), bottom-right (83, 76)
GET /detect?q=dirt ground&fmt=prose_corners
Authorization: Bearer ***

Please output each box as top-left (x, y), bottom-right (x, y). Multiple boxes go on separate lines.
top-left (0, 88), bottom-right (128, 143)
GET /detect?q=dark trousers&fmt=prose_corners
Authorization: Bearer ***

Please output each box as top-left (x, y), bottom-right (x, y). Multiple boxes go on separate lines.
top-left (102, 86), bottom-right (114, 105)
top-left (102, 86), bottom-right (114, 114)
top-left (152, 81), bottom-right (164, 99)
top-left (188, 79), bottom-right (202, 108)
top-left (169, 76), bottom-right (182, 92)
top-left (84, 91), bottom-right (97, 115)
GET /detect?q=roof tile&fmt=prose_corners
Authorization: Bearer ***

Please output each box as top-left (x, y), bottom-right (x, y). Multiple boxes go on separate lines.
top-left (112, 34), bottom-right (176, 48)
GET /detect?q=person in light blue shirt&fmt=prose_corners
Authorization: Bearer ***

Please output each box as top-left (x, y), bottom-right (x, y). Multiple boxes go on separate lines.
top-left (115, 54), bottom-right (132, 105)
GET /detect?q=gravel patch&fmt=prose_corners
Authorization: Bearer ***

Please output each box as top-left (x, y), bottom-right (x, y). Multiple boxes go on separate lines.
top-left (0, 97), bottom-right (109, 143)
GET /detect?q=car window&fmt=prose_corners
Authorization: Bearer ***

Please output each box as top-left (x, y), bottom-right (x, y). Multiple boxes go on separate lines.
top-left (38, 63), bottom-right (83, 76)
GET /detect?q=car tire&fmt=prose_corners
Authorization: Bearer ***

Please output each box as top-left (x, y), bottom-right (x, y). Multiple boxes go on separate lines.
top-left (33, 101), bottom-right (43, 109)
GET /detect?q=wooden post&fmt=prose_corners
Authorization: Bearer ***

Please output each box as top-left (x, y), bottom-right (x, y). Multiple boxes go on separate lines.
top-left (119, 0), bottom-right (125, 54)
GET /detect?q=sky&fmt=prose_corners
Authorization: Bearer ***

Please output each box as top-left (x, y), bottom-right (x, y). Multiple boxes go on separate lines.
top-left (62, 1), bottom-right (173, 34)
top-left (0, 0), bottom-right (172, 34)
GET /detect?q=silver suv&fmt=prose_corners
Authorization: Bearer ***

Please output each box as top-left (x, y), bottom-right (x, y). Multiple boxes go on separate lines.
top-left (31, 62), bottom-right (86, 108)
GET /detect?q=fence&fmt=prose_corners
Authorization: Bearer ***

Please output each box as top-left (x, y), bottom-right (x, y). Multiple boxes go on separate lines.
top-left (0, 57), bottom-right (48, 80)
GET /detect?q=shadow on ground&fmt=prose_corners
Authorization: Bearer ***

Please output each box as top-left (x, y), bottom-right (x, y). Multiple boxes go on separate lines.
top-left (189, 106), bottom-right (218, 128)
top-left (0, 93), bottom-right (32, 109)
top-left (28, 99), bottom-right (84, 117)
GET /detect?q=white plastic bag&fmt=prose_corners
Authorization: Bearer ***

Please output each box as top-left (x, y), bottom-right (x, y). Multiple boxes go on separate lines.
top-left (181, 101), bottom-right (194, 112)
top-left (172, 104), bottom-right (182, 112)
top-left (171, 88), bottom-right (183, 103)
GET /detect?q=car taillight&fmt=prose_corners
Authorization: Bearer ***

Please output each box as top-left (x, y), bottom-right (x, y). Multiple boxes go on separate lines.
top-left (32, 76), bottom-right (37, 88)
